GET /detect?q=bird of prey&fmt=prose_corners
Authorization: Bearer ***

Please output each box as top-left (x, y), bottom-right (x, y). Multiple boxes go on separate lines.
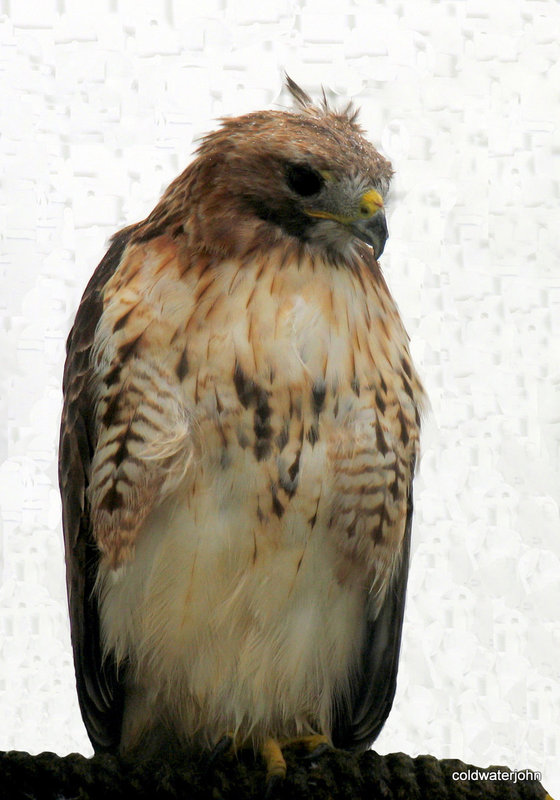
top-left (59, 78), bottom-right (425, 783)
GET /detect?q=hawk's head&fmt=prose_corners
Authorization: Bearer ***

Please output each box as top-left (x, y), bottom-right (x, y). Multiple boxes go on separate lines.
top-left (145, 78), bottom-right (393, 263)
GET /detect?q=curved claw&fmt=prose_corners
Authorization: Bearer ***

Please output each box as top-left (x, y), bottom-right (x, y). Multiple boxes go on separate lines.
top-left (265, 773), bottom-right (284, 799)
top-left (205, 734), bottom-right (234, 772)
top-left (303, 741), bottom-right (331, 761)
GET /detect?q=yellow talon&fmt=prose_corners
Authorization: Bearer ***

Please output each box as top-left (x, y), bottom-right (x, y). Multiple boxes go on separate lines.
top-left (262, 737), bottom-right (287, 780)
top-left (283, 733), bottom-right (330, 753)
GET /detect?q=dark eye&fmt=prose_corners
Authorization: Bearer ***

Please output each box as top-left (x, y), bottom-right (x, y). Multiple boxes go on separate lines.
top-left (285, 163), bottom-right (324, 197)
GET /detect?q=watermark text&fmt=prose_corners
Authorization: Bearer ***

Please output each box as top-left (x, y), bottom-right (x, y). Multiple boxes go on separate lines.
top-left (452, 769), bottom-right (542, 783)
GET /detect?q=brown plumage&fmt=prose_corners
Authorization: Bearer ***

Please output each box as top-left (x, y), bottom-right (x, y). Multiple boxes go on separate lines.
top-left (59, 79), bottom-right (425, 777)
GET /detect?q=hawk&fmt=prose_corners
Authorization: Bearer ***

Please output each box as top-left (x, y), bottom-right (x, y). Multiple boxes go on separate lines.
top-left (59, 78), bottom-right (425, 783)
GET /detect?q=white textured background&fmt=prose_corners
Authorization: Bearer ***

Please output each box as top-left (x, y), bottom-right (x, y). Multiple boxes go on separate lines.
top-left (1, 0), bottom-right (559, 795)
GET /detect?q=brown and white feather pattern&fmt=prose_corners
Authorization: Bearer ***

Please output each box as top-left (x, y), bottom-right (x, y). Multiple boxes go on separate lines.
top-left (90, 236), bottom-right (422, 748)
top-left (60, 85), bottom-right (425, 757)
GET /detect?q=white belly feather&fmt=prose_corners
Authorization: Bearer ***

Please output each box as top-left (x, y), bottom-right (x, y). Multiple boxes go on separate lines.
top-left (98, 438), bottom-right (366, 748)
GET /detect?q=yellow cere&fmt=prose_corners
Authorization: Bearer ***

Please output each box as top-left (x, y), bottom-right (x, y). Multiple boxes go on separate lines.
top-left (305, 187), bottom-right (384, 225)
top-left (358, 189), bottom-right (384, 218)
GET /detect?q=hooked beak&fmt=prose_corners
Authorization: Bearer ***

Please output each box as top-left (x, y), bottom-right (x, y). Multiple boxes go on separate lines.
top-left (304, 188), bottom-right (389, 259)
top-left (350, 210), bottom-right (388, 259)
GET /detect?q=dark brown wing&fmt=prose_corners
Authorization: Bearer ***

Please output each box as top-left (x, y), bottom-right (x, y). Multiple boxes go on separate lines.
top-left (59, 226), bottom-right (137, 752)
top-left (331, 464), bottom-right (414, 751)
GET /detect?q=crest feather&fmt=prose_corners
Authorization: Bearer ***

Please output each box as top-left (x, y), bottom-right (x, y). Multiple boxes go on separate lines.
top-left (284, 74), bottom-right (360, 125)
top-left (285, 74), bottom-right (314, 110)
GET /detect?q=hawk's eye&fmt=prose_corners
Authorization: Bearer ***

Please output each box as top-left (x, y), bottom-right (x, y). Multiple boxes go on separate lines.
top-left (285, 163), bottom-right (324, 197)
